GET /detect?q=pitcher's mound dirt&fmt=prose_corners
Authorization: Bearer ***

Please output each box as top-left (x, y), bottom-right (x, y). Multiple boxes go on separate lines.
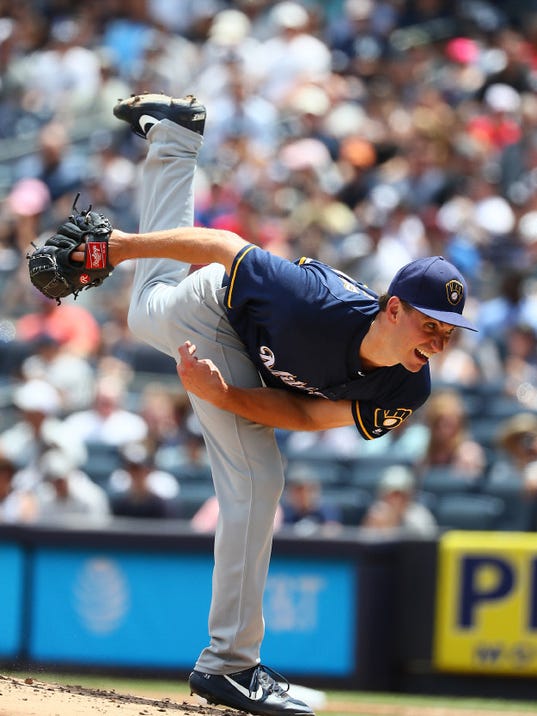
top-left (0, 674), bottom-right (225, 716)
top-left (0, 673), bottom-right (530, 716)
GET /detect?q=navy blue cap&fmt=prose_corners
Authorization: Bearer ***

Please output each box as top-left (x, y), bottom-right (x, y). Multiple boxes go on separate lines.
top-left (388, 256), bottom-right (477, 331)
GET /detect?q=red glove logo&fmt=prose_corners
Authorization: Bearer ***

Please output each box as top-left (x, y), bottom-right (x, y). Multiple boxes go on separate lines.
top-left (86, 242), bottom-right (108, 269)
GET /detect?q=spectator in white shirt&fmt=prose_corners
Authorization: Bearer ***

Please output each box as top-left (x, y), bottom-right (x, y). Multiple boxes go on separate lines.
top-left (64, 375), bottom-right (148, 448)
top-left (33, 448), bottom-right (110, 525)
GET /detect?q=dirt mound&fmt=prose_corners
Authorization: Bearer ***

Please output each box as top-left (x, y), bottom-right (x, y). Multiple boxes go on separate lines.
top-left (0, 674), bottom-right (226, 716)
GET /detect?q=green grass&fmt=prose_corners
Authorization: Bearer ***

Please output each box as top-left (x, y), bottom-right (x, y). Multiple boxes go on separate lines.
top-left (328, 689), bottom-right (537, 711)
top-left (5, 671), bottom-right (537, 714)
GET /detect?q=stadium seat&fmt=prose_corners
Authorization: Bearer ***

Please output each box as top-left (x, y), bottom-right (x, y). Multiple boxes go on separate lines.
top-left (175, 481), bottom-right (216, 520)
top-left (485, 394), bottom-right (525, 420)
top-left (480, 473), bottom-right (536, 531)
top-left (322, 486), bottom-right (373, 527)
top-left (435, 493), bottom-right (505, 531)
top-left (420, 466), bottom-right (476, 496)
top-left (127, 344), bottom-right (177, 375)
top-left (416, 490), bottom-right (439, 516)
top-left (469, 415), bottom-right (506, 451)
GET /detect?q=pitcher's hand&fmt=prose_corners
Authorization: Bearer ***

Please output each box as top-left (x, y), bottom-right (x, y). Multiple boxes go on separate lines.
top-left (177, 341), bottom-right (229, 406)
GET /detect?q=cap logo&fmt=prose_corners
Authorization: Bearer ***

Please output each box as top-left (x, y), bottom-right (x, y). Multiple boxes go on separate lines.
top-left (446, 279), bottom-right (464, 306)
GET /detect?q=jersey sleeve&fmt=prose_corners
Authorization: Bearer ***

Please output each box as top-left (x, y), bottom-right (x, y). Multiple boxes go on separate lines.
top-left (351, 399), bottom-right (420, 440)
top-left (351, 372), bottom-right (430, 440)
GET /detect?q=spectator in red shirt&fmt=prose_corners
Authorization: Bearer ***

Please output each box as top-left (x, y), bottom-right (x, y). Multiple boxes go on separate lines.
top-left (17, 293), bottom-right (101, 358)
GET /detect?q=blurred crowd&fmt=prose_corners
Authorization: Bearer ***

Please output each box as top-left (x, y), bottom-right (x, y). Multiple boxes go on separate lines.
top-left (2, 0), bottom-right (537, 533)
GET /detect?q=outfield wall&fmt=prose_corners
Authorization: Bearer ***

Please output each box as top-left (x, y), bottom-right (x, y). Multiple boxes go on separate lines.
top-left (1, 522), bottom-right (537, 699)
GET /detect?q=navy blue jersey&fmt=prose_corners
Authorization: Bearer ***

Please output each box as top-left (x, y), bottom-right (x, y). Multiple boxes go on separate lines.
top-left (223, 245), bottom-right (430, 439)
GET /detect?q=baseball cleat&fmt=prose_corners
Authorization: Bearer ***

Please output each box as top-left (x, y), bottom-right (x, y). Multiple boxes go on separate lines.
top-left (189, 665), bottom-right (315, 716)
top-left (113, 93), bottom-right (206, 138)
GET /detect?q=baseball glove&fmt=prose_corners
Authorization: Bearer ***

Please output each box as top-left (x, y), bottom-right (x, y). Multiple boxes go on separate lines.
top-left (27, 195), bottom-right (114, 303)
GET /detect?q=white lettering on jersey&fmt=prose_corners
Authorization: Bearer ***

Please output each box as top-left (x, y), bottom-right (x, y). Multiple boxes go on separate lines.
top-left (259, 346), bottom-right (325, 396)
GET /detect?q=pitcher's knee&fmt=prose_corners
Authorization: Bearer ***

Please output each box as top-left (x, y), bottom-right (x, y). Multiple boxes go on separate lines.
top-left (127, 297), bottom-right (165, 349)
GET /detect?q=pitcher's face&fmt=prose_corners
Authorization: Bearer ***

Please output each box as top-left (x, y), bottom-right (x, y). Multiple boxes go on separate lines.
top-left (394, 304), bottom-right (456, 373)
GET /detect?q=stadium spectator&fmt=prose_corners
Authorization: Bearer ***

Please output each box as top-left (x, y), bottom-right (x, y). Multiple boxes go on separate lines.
top-left (156, 423), bottom-right (211, 480)
top-left (108, 442), bottom-right (180, 519)
top-left (476, 271), bottom-right (537, 362)
top-left (63, 375), bottom-right (148, 448)
top-left (16, 292), bottom-right (101, 358)
top-left (6, 177), bottom-right (51, 255)
top-left (138, 384), bottom-right (194, 452)
top-left (280, 462), bottom-right (343, 536)
top-left (502, 322), bottom-right (537, 410)
top-left (33, 448), bottom-right (110, 525)
top-left (15, 121), bottom-right (88, 203)
top-left (0, 378), bottom-right (86, 476)
top-left (417, 387), bottom-right (487, 484)
top-left (491, 412), bottom-right (537, 493)
top-left (0, 453), bottom-right (37, 523)
top-left (485, 412), bottom-right (537, 530)
top-left (20, 333), bottom-right (95, 411)
top-left (428, 328), bottom-right (483, 387)
top-left (256, 1), bottom-right (332, 106)
top-left (361, 464), bottom-right (437, 535)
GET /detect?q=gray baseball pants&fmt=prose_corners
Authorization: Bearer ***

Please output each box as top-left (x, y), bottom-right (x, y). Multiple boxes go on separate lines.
top-left (126, 119), bottom-right (285, 673)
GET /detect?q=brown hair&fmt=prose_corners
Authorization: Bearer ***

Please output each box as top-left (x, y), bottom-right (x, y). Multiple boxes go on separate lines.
top-left (378, 294), bottom-right (414, 313)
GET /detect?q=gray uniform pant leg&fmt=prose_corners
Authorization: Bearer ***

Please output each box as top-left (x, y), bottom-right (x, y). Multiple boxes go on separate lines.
top-left (126, 120), bottom-right (285, 673)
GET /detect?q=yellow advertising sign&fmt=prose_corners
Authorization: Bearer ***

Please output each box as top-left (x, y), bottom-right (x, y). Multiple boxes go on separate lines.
top-left (434, 531), bottom-right (537, 675)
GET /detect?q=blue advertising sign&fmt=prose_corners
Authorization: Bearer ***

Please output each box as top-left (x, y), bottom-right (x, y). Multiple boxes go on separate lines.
top-left (0, 542), bottom-right (25, 657)
top-left (30, 548), bottom-right (357, 674)
top-left (30, 548), bottom-right (213, 667)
